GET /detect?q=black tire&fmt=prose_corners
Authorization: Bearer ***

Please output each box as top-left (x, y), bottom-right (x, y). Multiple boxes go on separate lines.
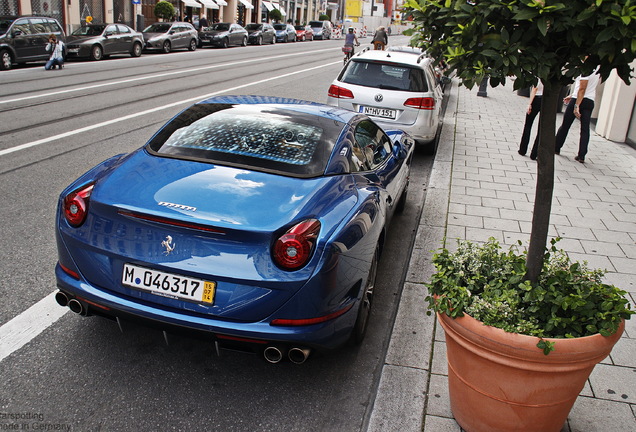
top-left (241, 36), bottom-right (247, 47)
top-left (221, 38), bottom-right (229, 48)
top-left (271, 36), bottom-right (275, 44)
top-left (0, 49), bottom-right (12, 70)
top-left (162, 40), bottom-right (171, 53)
top-left (256, 36), bottom-right (262, 45)
top-left (350, 245), bottom-right (379, 345)
top-left (90, 45), bottom-right (103, 61)
top-left (188, 39), bottom-right (197, 51)
top-left (284, 35), bottom-right (288, 43)
top-left (131, 42), bottom-right (142, 57)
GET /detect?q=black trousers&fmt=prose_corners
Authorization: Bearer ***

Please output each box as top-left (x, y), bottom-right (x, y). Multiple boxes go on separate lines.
top-left (555, 97), bottom-right (594, 159)
top-left (519, 95), bottom-right (541, 158)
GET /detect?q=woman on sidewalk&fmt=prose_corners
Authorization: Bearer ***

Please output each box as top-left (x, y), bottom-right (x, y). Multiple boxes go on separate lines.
top-left (518, 83), bottom-right (543, 160)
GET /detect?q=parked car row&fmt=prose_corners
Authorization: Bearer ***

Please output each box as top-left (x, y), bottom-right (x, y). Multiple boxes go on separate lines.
top-left (0, 16), bottom-right (335, 70)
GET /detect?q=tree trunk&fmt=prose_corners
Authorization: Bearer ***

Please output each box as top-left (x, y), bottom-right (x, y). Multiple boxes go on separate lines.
top-left (525, 83), bottom-right (561, 283)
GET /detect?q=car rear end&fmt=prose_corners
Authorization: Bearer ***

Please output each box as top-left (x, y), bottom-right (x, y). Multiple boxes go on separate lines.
top-left (327, 51), bottom-right (441, 144)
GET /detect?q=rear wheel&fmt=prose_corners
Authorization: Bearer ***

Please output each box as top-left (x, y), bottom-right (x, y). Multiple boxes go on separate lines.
top-left (131, 42), bottom-right (142, 57)
top-left (188, 39), bottom-right (197, 51)
top-left (90, 45), bottom-right (103, 61)
top-left (350, 245), bottom-right (379, 345)
top-left (0, 49), bottom-right (12, 70)
top-left (162, 40), bottom-right (171, 53)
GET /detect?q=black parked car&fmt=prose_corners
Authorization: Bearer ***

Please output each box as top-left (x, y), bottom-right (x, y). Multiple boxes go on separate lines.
top-left (198, 23), bottom-right (247, 48)
top-left (245, 23), bottom-right (275, 45)
top-left (142, 22), bottom-right (198, 53)
top-left (66, 23), bottom-right (143, 61)
top-left (0, 15), bottom-right (65, 70)
top-left (273, 23), bottom-right (296, 43)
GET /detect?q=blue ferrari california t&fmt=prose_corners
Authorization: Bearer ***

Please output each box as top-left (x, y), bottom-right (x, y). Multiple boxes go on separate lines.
top-left (55, 95), bottom-right (414, 363)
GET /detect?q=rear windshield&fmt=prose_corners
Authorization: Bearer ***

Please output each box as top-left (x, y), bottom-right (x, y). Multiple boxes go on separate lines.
top-left (245, 24), bottom-right (261, 30)
top-left (210, 23), bottom-right (230, 31)
top-left (340, 60), bottom-right (428, 92)
top-left (146, 104), bottom-right (343, 178)
top-left (273, 24), bottom-right (286, 30)
top-left (308, 21), bottom-right (323, 28)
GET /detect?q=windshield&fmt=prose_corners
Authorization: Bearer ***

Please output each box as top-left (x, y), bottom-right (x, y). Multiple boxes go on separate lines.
top-left (273, 24), bottom-right (286, 30)
top-left (0, 18), bottom-right (14, 36)
top-left (147, 103), bottom-right (341, 178)
top-left (72, 25), bottom-right (106, 36)
top-left (245, 24), bottom-right (261, 31)
top-left (210, 23), bottom-right (230, 31)
top-left (308, 21), bottom-right (322, 28)
top-left (340, 60), bottom-right (429, 92)
top-left (294, 26), bottom-right (305, 30)
top-left (143, 23), bottom-right (171, 33)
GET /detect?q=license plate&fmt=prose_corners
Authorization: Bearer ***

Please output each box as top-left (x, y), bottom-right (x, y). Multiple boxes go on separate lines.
top-left (361, 106), bottom-right (397, 119)
top-left (122, 264), bottom-right (216, 304)
top-left (67, 48), bottom-right (79, 53)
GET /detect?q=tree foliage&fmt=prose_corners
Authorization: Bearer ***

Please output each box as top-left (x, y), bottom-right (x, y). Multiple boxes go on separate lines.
top-left (403, 0), bottom-right (636, 282)
top-left (404, 0), bottom-right (636, 93)
top-left (154, 1), bottom-right (175, 20)
top-left (269, 9), bottom-right (283, 22)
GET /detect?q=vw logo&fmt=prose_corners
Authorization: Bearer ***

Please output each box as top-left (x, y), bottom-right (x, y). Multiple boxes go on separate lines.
top-left (374, 94), bottom-right (384, 103)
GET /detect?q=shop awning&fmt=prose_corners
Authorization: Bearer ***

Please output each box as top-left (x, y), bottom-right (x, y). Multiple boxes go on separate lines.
top-left (237, 0), bottom-right (254, 9)
top-left (272, 2), bottom-right (286, 15)
top-left (197, 0), bottom-right (219, 8)
top-left (262, 1), bottom-right (274, 12)
top-left (213, 0), bottom-right (227, 5)
top-left (181, 0), bottom-right (200, 7)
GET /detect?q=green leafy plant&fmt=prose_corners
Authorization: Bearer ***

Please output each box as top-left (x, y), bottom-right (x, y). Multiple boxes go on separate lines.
top-left (426, 238), bottom-right (633, 353)
top-left (269, 9), bottom-right (283, 22)
top-left (154, 1), bottom-right (175, 21)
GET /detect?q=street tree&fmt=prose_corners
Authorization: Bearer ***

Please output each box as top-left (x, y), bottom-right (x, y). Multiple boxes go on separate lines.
top-left (403, 0), bottom-right (636, 282)
top-left (154, 1), bottom-right (175, 21)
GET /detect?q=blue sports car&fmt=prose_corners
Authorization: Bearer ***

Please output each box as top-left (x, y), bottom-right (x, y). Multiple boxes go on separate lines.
top-left (55, 96), bottom-right (414, 363)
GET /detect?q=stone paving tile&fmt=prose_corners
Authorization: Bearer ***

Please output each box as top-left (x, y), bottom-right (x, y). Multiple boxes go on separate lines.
top-left (423, 415), bottom-right (461, 432)
top-left (567, 396), bottom-right (636, 431)
top-left (609, 337), bottom-right (636, 368)
top-left (589, 364), bottom-right (636, 403)
top-left (580, 240), bottom-right (626, 257)
top-left (426, 374), bottom-right (452, 418)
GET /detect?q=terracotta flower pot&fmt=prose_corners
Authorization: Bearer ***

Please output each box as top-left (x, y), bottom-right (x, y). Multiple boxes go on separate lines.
top-left (437, 312), bottom-right (624, 432)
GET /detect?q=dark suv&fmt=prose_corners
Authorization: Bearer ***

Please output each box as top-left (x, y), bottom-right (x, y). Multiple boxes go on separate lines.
top-left (0, 15), bottom-right (65, 70)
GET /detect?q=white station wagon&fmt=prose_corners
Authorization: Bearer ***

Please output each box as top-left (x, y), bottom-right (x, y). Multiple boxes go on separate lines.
top-left (327, 49), bottom-right (444, 153)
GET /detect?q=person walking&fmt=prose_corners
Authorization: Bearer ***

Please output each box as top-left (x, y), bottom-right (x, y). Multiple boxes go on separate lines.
top-left (44, 34), bottom-right (65, 70)
top-left (555, 68), bottom-right (600, 163)
top-left (372, 26), bottom-right (388, 50)
top-left (518, 82), bottom-right (543, 160)
top-left (199, 14), bottom-right (208, 29)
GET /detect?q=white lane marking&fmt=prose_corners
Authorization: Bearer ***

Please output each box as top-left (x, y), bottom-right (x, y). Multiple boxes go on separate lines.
top-left (0, 60), bottom-right (341, 157)
top-left (0, 48), bottom-right (338, 105)
top-left (0, 291), bottom-right (68, 362)
top-left (0, 59), bottom-right (342, 362)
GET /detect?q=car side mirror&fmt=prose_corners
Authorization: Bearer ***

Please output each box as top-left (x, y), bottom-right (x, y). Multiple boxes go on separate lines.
top-left (169, 30), bottom-right (175, 34)
top-left (12, 30), bottom-right (22, 37)
top-left (104, 32), bottom-right (112, 37)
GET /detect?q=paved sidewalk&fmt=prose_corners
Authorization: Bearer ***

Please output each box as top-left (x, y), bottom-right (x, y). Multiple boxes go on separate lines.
top-left (367, 79), bottom-right (636, 431)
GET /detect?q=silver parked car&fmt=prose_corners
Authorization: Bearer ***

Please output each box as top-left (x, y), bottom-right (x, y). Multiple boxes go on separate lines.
top-left (142, 22), bottom-right (198, 53)
top-left (327, 50), bottom-right (443, 153)
top-left (66, 23), bottom-right (143, 61)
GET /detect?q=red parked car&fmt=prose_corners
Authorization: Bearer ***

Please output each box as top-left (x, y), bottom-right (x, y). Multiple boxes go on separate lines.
top-left (295, 25), bottom-right (314, 41)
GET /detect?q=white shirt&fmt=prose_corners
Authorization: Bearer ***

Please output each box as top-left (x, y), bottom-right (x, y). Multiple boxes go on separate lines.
top-left (46, 41), bottom-right (65, 60)
top-left (571, 68), bottom-right (600, 102)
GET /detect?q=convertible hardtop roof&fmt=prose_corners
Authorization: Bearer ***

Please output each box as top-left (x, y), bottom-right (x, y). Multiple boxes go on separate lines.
top-left (197, 95), bottom-right (361, 124)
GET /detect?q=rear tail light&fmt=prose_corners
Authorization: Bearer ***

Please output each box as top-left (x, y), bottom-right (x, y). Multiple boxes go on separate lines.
top-left (328, 84), bottom-right (354, 99)
top-left (63, 183), bottom-right (94, 227)
top-left (404, 97), bottom-right (435, 110)
top-left (272, 219), bottom-right (321, 270)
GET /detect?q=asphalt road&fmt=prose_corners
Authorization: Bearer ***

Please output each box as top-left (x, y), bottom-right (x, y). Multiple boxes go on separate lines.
top-left (0, 35), bottom-right (435, 432)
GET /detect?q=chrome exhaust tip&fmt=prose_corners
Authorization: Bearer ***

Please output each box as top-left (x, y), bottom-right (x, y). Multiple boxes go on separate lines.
top-left (263, 346), bottom-right (284, 364)
top-left (67, 298), bottom-right (87, 316)
top-left (288, 347), bottom-right (311, 364)
top-left (55, 291), bottom-right (69, 307)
